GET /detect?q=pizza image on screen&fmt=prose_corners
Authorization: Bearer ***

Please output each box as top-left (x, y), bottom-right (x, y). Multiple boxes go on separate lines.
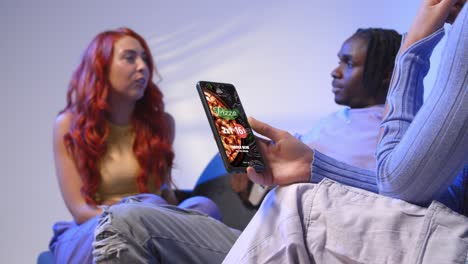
top-left (204, 91), bottom-right (243, 163)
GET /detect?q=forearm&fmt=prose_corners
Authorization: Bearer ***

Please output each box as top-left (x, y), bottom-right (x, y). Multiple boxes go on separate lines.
top-left (310, 150), bottom-right (378, 193)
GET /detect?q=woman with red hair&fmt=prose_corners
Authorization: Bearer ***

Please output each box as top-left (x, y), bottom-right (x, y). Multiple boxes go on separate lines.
top-left (49, 27), bottom-right (234, 263)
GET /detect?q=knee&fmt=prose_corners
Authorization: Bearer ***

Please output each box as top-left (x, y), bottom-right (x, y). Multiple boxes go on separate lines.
top-left (179, 196), bottom-right (222, 221)
top-left (92, 203), bottom-right (154, 262)
top-left (93, 205), bottom-right (128, 263)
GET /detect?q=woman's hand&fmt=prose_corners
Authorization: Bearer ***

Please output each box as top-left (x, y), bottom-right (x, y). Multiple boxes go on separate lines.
top-left (400, 0), bottom-right (461, 54)
top-left (246, 117), bottom-right (314, 186)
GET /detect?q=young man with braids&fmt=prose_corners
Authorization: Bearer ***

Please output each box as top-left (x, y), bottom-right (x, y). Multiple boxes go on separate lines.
top-left (300, 28), bottom-right (402, 171)
top-left (231, 28), bottom-right (402, 203)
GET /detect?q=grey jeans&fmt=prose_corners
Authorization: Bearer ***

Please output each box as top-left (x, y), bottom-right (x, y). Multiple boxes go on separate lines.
top-left (224, 179), bottom-right (468, 263)
top-left (50, 194), bottom-right (235, 264)
top-left (93, 199), bottom-right (240, 263)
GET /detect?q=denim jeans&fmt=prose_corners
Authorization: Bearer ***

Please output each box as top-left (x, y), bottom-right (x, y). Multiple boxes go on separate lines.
top-left (50, 194), bottom-right (235, 263)
top-left (92, 199), bottom-right (240, 263)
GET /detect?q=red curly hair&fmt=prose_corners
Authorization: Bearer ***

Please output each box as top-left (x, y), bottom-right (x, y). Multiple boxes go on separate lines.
top-left (60, 27), bottom-right (174, 205)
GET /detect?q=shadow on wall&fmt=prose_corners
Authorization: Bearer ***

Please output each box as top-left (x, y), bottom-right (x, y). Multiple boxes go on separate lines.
top-left (147, 2), bottom-right (271, 99)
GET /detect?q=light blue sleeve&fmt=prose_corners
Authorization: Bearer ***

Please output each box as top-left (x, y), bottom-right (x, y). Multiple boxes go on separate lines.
top-left (376, 6), bottom-right (467, 204)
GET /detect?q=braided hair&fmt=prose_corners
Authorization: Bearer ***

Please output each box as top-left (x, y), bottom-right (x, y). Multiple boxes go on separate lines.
top-left (353, 28), bottom-right (402, 100)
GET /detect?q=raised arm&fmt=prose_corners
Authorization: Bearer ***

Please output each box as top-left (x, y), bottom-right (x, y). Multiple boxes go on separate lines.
top-left (53, 112), bottom-right (102, 224)
top-left (375, 0), bottom-right (467, 203)
top-left (399, 0), bottom-right (462, 55)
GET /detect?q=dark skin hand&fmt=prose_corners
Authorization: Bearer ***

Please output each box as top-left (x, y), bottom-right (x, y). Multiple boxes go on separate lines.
top-left (245, 117), bottom-right (314, 186)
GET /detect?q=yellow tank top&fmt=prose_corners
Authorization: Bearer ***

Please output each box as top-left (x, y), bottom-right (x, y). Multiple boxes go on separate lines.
top-left (96, 121), bottom-right (160, 204)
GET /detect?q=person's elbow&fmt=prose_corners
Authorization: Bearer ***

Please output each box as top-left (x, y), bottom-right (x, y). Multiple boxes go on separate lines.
top-left (377, 179), bottom-right (432, 206)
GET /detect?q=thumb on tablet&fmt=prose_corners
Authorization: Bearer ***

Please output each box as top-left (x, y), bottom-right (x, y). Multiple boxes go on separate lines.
top-left (248, 117), bottom-right (287, 142)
